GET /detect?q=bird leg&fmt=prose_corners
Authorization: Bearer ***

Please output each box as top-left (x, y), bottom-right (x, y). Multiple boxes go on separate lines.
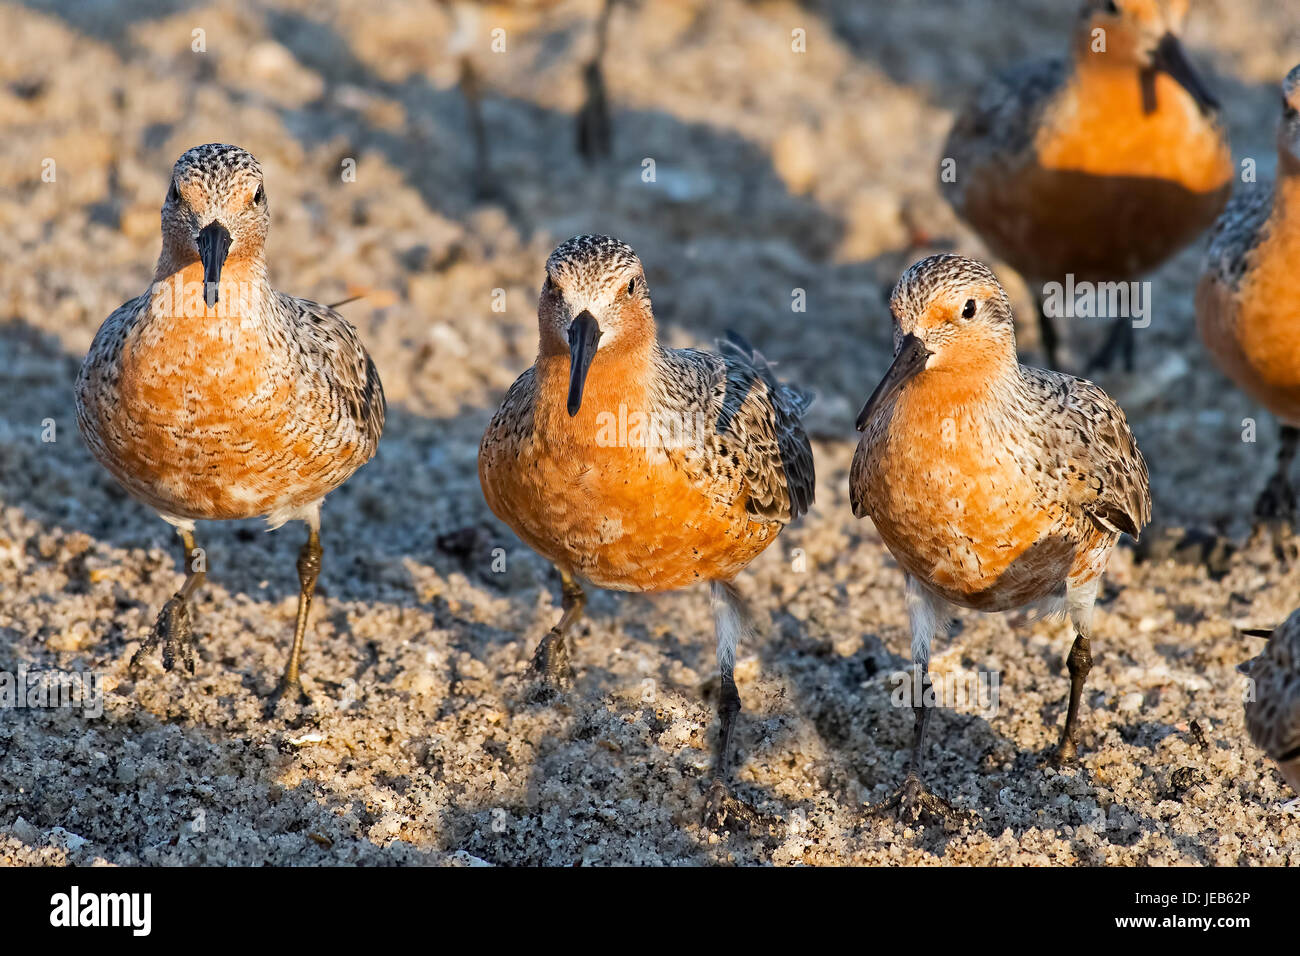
top-left (529, 569), bottom-right (585, 689)
top-left (869, 580), bottom-right (968, 826)
top-left (576, 0), bottom-right (614, 162)
top-left (713, 673), bottom-right (741, 782)
top-left (131, 527), bottom-right (205, 675)
top-left (1084, 318), bottom-right (1136, 375)
top-left (703, 669), bottom-right (764, 831)
top-left (1055, 579), bottom-right (1098, 765)
top-left (267, 528), bottom-right (321, 712)
top-left (1254, 424), bottom-right (1299, 536)
top-left (1037, 296), bottom-right (1062, 371)
top-left (869, 667), bottom-right (965, 825)
top-left (1056, 632), bottom-right (1093, 764)
top-left (700, 581), bottom-right (773, 832)
top-left (458, 58), bottom-right (498, 200)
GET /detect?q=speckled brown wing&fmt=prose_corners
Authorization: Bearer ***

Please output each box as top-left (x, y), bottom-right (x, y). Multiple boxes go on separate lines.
top-left (480, 366), bottom-right (537, 454)
top-left (1022, 367), bottom-right (1151, 539)
top-left (658, 335), bottom-right (815, 526)
top-left (848, 367), bottom-right (896, 522)
top-left (1244, 611), bottom-right (1300, 762)
top-left (848, 434), bottom-right (871, 521)
top-left (281, 293), bottom-right (386, 466)
top-left (1201, 180), bottom-right (1274, 291)
top-left (74, 294), bottom-right (147, 460)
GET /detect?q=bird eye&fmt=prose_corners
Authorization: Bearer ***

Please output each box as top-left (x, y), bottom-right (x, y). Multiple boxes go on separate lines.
top-left (253, 184), bottom-right (265, 205)
top-left (167, 181), bottom-right (180, 204)
top-left (961, 299), bottom-right (977, 319)
top-left (1103, 0), bottom-right (1119, 13)
top-left (626, 277), bottom-right (638, 296)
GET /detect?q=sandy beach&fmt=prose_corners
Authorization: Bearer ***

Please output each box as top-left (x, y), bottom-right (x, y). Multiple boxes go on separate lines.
top-left (1, 0), bottom-right (1298, 865)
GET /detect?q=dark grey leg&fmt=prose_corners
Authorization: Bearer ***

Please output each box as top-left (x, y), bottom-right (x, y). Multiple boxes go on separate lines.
top-left (576, 0), bottom-right (614, 161)
top-left (1254, 424), bottom-right (1299, 527)
top-left (132, 527), bottom-right (205, 674)
top-left (702, 581), bottom-right (767, 831)
top-left (871, 665), bottom-right (964, 824)
top-left (1037, 296), bottom-right (1062, 371)
top-left (1084, 319), bottom-right (1136, 375)
top-left (1056, 632), bottom-right (1093, 764)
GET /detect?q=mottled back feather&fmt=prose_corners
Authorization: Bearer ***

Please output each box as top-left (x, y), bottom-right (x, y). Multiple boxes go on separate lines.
top-left (279, 293), bottom-right (387, 456)
top-left (1019, 367), bottom-right (1152, 538)
top-left (656, 334), bottom-right (815, 525)
top-left (1243, 610), bottom-right (1300, 762)
top-left (1200, 181), bottom-right (1275, 290)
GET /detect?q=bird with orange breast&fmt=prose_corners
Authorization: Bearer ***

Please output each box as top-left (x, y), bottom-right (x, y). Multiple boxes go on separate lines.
top-left (479, 235), bottom-right (815, 828)
top-left (1241, 609), bottom-right (1300, 801)
top-left (1198, 66), bottom-right (1300, 530)
top-left (851, 254), bottom-right (1150, 822)
top-left (76, 144), bottom-right (385, 708)
top-left (943, 0), bottom-right (1231, 372)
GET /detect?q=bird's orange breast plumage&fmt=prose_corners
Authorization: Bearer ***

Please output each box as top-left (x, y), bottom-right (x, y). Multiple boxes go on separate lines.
top-left (860, 371), bottom-right (1106, 611)
top-left (1198, 178), bottom-right (1300, 425)
top-left (959, 70), bottom-right (1231, 281)
top-left (479, 355), bottom-right (777, 591)
top-left (80, 261), bottom-right (359, 520)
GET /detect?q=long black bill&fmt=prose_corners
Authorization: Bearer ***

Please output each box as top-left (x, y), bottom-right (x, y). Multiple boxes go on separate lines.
top-left (855, 333), bottom-right (931, 432)
top-left (1148, 32), bottom-right (1219, 116)
top-left (566, 309), bottom-right (602, 417)
top-left (197, 222), bottom-right (232, 307)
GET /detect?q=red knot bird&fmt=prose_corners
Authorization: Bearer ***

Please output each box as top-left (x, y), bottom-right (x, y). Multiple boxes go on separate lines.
top-left (478, 234), bottom-right (815, 828)
top-left (1242, 610), bottom-right (1300, 799)
top-left (942, 0), bottom-right (1231, 372)
top-left (76, 143), bottom-right (385, 708)
top-left (1197, 66), bottom-right (1300, 531)
top-left (850, 254), bottom-right (1150, 822)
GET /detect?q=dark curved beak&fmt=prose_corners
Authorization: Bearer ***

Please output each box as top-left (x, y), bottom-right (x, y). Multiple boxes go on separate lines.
top-left (197, 222), bottom-right (232, 307)
top-left (566, 310), bottom-right (602, 416)
top-left (855, 333), bottom-right (930, 432)
top-left (1146, 32), bottom-right (1218, 116)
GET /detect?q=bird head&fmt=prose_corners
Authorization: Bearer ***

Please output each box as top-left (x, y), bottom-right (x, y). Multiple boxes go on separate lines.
top-left (1073, 0), bottom-right (1218, 115)
top-left (856, 255), bottom-right (1016, 431)
top-left (160, 143), bottom-right (270, 308)
top-left (537, 234), bottom-right (654, 416)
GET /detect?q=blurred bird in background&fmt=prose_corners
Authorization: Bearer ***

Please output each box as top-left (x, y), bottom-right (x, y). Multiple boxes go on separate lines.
top-left (943, 0), bottom-right (1231, 372)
